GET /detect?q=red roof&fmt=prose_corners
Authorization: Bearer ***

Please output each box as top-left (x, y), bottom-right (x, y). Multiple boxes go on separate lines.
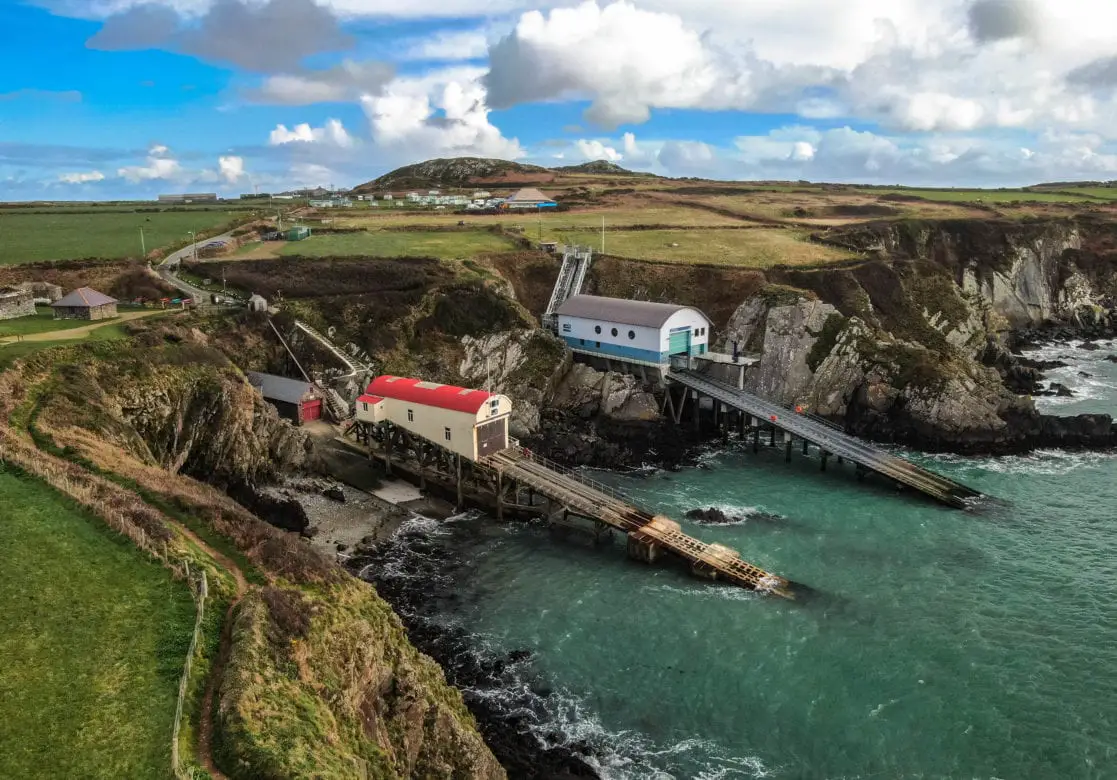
top-left (367, 376), bottom-right (494, 414)
top-left (357, 394), bottom-right (384, 404)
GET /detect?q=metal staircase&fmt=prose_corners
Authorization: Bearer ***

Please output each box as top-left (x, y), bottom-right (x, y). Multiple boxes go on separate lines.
top-left (542, 245), bottom-right (593, 332)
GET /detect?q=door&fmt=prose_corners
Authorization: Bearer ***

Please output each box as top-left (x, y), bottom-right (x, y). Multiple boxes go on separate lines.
top-left (668, 328), bottom-right (691, 356)
top-left (301, 400), bottom-right (323, 422)
top-left (475, 418), bottom-right (508, 459)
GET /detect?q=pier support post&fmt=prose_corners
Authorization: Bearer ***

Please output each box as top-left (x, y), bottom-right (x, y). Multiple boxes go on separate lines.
top-left (496, 471), bottom-right (504, 521)
top-left (856, 464), bottom-right (866, 482)
top-left (837, 456), bottom-right (844, 465)
top-left (752, 426), bottom-right (760, 454)
top-left (802, 439), bottom-right (809, 456)
top-left (740, 412), bottom-right (747, 437)
top-left (821, 451), bottom-right (829, 472)
top-left (384, 424), bottom-right (393, 475)
top-left (693, 390), bottom-right (701, 432)
top-left (769, 425), bottom-right (776, 448)
top-left (785, 436), bottom-right (793, 463)
top-left (456, 454), bottom-right (463, 510)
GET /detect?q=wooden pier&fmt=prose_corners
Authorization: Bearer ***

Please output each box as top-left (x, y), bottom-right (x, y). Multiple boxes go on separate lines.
top-left (348, 420), bottom-right (795, 598)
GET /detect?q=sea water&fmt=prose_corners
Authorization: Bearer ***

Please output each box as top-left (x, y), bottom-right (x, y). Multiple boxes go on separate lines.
top-left (378, 343), bottom-right (1117, 779)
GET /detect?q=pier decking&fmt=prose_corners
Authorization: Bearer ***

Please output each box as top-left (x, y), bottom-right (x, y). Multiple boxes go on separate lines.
top-left (667, 369), bottom-right (982, 508)
top-left (483, 447), bottom-right (794, 597)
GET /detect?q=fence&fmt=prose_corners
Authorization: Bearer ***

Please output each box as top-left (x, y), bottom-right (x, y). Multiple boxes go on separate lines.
top-left (172, 566), bottom-right (208, 779)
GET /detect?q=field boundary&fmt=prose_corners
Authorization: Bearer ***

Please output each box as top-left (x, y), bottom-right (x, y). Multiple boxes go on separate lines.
top-left (173, 568), bottom-right (208, 779)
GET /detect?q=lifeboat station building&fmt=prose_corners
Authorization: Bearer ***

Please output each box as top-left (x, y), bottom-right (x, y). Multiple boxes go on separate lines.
top-left (357, 376), bottom-right (513, 462)
top-left (555, 295), bottom-right (712, 380)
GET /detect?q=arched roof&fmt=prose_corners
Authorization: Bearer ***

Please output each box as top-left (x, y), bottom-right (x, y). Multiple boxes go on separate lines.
top-left (555, 295), bottom-right (709, 328)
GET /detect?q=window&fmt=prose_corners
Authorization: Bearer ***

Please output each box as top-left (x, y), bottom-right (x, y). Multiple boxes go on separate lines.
top-left (611, 327), bottom-right (618, 337)
top-left (490, 399), bottom-right (500, 416)
top-left (444, 427), bottom-right (452, 441)
top-left (407, 409), bottom-right (414, 422)
top-left (562, 323), bottom-right (571, 332)
top-left (594, 325), bottom-right (602, 334)
top-left (362, 402), bottom-right (368, 411)
top-left (596, 341), bottom-right (601, 348)
top-left (628, 330), bottom-right (636, 340)
top-left (580, 338), bottom-right (586, 345)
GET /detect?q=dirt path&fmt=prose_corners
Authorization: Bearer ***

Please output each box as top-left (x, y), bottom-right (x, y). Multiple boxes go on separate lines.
top-left (170, 524), bottom-right (249, 780)
top-left (0, 310), bottom-right (166, 345)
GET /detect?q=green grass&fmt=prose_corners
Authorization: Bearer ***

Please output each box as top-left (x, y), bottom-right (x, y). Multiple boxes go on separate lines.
top-left (0, 321), bottom-right (132, 369)
top-left (0, 307), bottom-right (90, 336)
top-left (550, 227), bottom-right (854, 267)
top-left (277, 229), bottom-right (519, 259)
top-left (0, 468), bottom-right (196, 780)
top-left (854, 187), bottom-right (1095, 204)
top-left (0, 210), bottom-right (238, 264)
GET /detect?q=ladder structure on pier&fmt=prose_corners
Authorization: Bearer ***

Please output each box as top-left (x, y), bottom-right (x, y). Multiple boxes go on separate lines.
top-left (666, 368), bottom-right (981, 508)
top-left (542, 245), bottom-right (593, 332)
top-left (483, 447), bottom-right (794, 597)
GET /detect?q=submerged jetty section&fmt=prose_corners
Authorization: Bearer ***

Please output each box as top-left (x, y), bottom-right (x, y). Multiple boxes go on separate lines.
top-left (348, 375), bottom-right (795, 598)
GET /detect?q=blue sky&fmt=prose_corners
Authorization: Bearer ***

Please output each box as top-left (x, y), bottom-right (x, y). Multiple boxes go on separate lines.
top-left (4, 0), bottom-right (1117, 199)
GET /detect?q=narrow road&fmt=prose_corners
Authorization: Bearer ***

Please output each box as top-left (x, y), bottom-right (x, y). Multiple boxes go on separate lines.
top-left (157, 232), bottom-right (238, 305)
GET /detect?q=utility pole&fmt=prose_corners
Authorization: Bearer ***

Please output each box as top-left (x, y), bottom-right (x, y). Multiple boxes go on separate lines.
top-left (601, 215), bottom-right (605, 254)
top-left (140, 226), bottom-right (145, 256)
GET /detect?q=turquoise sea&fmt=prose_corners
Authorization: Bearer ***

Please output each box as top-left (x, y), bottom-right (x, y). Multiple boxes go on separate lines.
top-left (378, 342), bottom-right (1117, 779)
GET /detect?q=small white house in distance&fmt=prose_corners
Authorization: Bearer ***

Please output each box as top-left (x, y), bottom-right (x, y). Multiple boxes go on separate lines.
top-left (360, 376), bottom-right (513, 461)
top-left (555, 295), bottom-right (712, 368)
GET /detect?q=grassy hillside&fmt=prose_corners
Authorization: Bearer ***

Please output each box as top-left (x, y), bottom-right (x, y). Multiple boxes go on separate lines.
top-left (0, 468), bottom-right (195, 780)
top-left (277, 230), bottom-right (519, 259)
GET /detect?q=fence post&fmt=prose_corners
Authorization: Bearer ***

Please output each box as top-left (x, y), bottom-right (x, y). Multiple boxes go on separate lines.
top-left (172, 569), bottom-right (207, 779)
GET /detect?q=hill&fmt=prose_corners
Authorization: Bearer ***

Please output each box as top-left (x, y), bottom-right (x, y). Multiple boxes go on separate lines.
top-left (551, 160), bottom-right (645, 176)
top-left (353, 157), bottom-right (551, 192)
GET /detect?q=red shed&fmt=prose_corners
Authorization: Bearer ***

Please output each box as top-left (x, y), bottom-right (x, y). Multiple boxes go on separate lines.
top-left (247, 371), bottom-right (324, 425)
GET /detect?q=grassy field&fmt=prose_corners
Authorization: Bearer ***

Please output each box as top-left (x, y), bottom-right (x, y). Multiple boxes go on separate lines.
top-left (0, 307), bottom-right (85, 336)
top-left (0, 210), bottom-right (239, 264)
top-left (0, 320), bottom-right (133, 369)
top-left (0, 469), bottom-right (195, 780)
top-left (332, 204), bottom-right (745, 230)
top-left (278, 230), bottom-right (519, 259)
top-left (548, 227), bottom-right (853, 267)
top-left (852, 188), bottom-right (1096, 204)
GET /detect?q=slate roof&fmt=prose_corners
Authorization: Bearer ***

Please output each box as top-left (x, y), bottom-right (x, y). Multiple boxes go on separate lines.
top-left (247, 371), bottom-right (319, 405)
top-left (504, 187), bottom-right (554, 203)
top-left (50, 287), bottom-right (118, 308)
top-left (555, 295), bottom-right (709, 329)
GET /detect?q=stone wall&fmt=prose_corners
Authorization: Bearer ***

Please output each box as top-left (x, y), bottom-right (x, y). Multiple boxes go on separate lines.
top-left (0, 289), bottom-right (35, 320)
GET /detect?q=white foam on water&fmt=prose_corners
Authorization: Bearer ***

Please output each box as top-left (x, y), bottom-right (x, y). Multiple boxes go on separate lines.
top-left (925, 448), bottom-right (1115, 478)
top-left (645, 582), bottom-right (764, 603)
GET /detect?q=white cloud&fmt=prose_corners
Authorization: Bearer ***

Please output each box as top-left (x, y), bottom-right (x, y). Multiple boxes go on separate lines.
top-left (401, 29), bottom-right (490, 61)
top-left (218, 155), bottom-right (245, 183)
top-left (268, 119), bottom-right (354, 147)
top-left (360, 67), bottom-right (523, 159)
top-left (249, 60), bottom-right (393, 105)
top-left (575, 139), bottom-right (623, 161)
top-left (118, 148), bottom-right (183, 182)
top-left (59, 170), bottom-right (106, 184)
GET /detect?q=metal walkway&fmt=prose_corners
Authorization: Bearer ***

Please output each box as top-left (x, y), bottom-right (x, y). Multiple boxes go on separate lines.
top-left (542, 245), bottom-right (592, 332)
top-left (668, 369), bottom-right (982, 508)
top-left (484, 447), bottom-right (794, 597)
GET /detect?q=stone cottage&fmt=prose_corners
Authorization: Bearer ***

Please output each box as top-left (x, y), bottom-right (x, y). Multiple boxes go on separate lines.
top-left (51, 287), bottom-right (119, 321)
top-left (0, 287), bottom-right (36, 320)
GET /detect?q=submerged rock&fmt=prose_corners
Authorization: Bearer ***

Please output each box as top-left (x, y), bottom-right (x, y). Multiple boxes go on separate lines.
top-left (1050, 382), bottom-right (1075, 397)
top-left (686, 507), bottom-right (740, 525)
top-left (1079, 341), bottom-right (1101, 351)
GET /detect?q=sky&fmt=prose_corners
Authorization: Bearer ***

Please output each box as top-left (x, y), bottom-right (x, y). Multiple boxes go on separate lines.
top-left (6, 0), bottom-right (1117, 199)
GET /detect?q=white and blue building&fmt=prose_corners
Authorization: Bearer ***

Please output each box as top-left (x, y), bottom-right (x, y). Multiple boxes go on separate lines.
top-left (555, 295), bottom-right (712, 375)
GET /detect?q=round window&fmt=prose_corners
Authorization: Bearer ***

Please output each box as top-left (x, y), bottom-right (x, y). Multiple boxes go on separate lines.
top-left (628, 330), bottom-right (636, 340)
top-left (611, 327), bottom-right (618, 337)
top-left (594, 325), bottom-right (601, 334)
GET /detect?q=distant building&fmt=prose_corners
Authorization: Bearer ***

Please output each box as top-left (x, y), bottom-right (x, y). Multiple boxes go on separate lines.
top-left (285, 226), bottom-right (312, 241)
top-left (501, 188), bottom-right (558, 210)
top-left (50, 287), bottom-right (119, 321)
top-left (246, 371), bottom-right (324, 425)
top-left (248, 294), bottom-right (268, 312)
top-left (0, 287), bottom-right (36, 320)
top-left (383, 193), bottom-right (394, 201)
top-left (15, 281), bottom-right (63, 304)
top-left (555, 295), bottom-right (711, 370)
top-left (158, 193), bottom-right (217, 204)
top-left (309, 197), bottom-right (353, 208)
top-left (472, 191), bottom-right (492, 199)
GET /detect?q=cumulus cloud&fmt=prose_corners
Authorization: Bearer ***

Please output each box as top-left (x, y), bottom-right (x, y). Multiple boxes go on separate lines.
top-left (118, 146), bottom-right (183, 182)
top-left (249, 60), bottom-right (394, 105)
top-left (59, 170), bottom-right (106, 184)
top-left (88, 0), bottom-right (353, 72)
top-left (218, 155), bottom-right (245, 183)
top-left (968, 0), bottom-right (1038, 42)
top-left (575, 139), bottom-right (623, 161)
top-left (268, 119), bottom-right (354, 147)
top-left (361, 68), bottom-right (523, 159)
